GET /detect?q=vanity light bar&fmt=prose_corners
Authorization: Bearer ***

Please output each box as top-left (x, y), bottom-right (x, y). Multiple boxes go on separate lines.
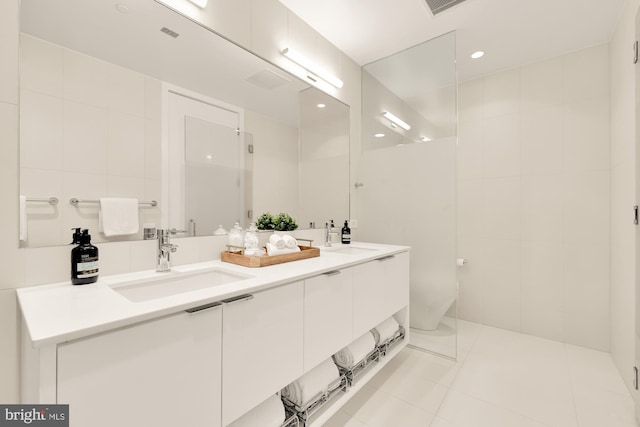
top-left (282, 47), bottom-right (344, 89)
top-left (382, 111), bottom-right (411, 131)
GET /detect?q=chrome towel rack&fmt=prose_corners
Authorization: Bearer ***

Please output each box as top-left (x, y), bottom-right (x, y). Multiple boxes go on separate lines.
top-left (69, 198), bottom-right (158, 207)
top-left (26, 197), bottom-right (59, 206)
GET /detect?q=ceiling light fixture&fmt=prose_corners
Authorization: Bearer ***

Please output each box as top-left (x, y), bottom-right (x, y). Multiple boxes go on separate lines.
top-left (420, 136), bottom-right (432, 142)
top-left (471, 51), bottom-right (485, 59)
top-left (317, 103), bottom-right (326, 109)
top-left (374, 133), bottom-right (385, 138)
top-left (282, 47), bottom-right (344, 89)
top-left (382, 111), bottom-right (411, 131)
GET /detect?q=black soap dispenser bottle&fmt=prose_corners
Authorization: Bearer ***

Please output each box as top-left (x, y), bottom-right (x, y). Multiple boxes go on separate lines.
top-left (341, 220), bottom-right (351, 244)
top-left (71, 228), bottom-right (99, 285)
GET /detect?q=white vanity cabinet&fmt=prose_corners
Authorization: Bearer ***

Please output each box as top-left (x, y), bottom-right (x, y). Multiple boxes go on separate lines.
top-left (352, 251), bottom-right (410, 338)
top-left (57, 303), bottom-right (223, 427)
top-left (303, 268), bottom-right (353, 371)
top-left (221, 282), bottom-right (304, 426)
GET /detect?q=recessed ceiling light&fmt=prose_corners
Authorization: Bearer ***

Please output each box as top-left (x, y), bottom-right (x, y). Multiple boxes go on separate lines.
top-left (471, 51), bottom-right (485, 59)
top-left (317, 103), bottom-right (326, 109)
top-left (374, 133), bottom-right (385, 138)
top-left (115, 3), bottom-right (129, 13)
top-left (206, 154), bottom-right (212, 160)
top-left (420, 136), bottom-right (432, 142)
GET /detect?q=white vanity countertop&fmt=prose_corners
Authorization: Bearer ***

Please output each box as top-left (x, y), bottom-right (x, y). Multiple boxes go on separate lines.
top-left (18, 242), bottom-right (409, 347)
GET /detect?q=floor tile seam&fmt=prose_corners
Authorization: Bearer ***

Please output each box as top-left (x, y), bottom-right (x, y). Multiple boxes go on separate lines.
top-left (346, 387), bottom-right (436, 425)
top-left (441, 389), bottom-right (559, 427)
top-left (561, 343), bottom-right (582, 427)
top-left (376, 380), bottom-right (448, 416)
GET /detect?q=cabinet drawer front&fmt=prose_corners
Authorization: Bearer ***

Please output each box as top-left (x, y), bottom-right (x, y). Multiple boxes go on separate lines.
top-left (222, 282), bottom-right (303, 425)
top-left (58, 309), bottom-right (222, 427)
top-left (304, 268), bottom-right (353, 371)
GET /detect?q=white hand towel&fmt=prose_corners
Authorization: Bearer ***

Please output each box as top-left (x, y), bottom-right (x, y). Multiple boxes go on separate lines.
top-left (371, 316), bottom-right (400, 345)
top-left (282, 234), bottom-right (298, 249)
top-left (228, 393), bottom-right (285, 427)
top-left (98, 198), bottom-right (139, 237)
top-left (281, 358), bottom-right (340, 408)
top-left (333, 332), bottom-right (376, 370)
top-left (266, 243), bottom-right (301, 256)
top-left (19, 195), bottom-right (27, 242)
top-left (269, 234), bottom-right (286, 249)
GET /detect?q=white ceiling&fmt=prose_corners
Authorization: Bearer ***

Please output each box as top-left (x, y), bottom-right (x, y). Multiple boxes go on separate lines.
top-left (279, 0), bottom-right (626, 81)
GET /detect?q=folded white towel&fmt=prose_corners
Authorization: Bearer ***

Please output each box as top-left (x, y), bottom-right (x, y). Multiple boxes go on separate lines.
top-left (282, 234), bottom-right (298, 249)
top-left (333, 332), bottom-right (376, 370)
top-left (371, 316), bottom-right (400, 345)
top-left (266, 243), bottom-right (301, 256)
top-left (99, 198), bottom-right (140, 237)
top-left (19, 195), bottom-right (27, 242)
top-left (269, 234), bottom-right (286, 249)
top-left (228, 393), bottom-right (285, 427)
top-left (281, 358), bottom-right (340, 408)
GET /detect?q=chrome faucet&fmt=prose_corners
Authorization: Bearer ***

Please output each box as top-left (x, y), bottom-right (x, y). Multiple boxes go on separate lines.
top-left (325, 220), bottom-right (338, 247)
top-left (157, 229), bottom-right (179, 272)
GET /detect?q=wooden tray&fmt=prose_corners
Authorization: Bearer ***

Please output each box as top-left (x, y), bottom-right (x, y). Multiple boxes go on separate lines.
top-left (221, 245), bottom-right (320, 268)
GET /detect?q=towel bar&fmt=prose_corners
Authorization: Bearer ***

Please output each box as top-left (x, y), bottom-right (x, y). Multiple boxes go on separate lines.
top-left (69, 198), bottom-right (157, 207)
top-left (26, 197), bottom-right (59, 205)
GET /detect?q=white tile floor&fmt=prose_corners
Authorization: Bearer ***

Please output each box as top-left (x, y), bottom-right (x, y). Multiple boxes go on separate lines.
top-left (324, 320), bottom-right (638, 427)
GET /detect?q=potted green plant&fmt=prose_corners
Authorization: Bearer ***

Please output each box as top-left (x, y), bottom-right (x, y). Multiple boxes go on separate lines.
top-left (256, 212), bottom-right (299, 231)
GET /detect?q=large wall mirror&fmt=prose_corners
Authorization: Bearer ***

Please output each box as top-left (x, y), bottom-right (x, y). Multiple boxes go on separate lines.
top-left (19, 0), bottom-right (350, 247)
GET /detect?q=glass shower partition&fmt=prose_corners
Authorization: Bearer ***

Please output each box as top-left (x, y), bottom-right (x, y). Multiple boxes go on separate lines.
top-left (358, 32), bottom-right (458, 359)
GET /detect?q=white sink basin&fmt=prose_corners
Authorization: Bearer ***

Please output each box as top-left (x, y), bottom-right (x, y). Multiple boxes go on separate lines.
top-left (323, 246), bottom-right (378, 255)
top-left (109, 268), bottom-right (253, 303)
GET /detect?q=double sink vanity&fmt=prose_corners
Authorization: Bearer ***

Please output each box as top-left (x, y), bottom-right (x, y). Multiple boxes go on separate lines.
top-left (18, 242), bottom-right (410, 427)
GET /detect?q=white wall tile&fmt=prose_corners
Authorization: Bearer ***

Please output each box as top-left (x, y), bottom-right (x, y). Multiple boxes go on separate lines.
top-left (483, 69), bottom-right (520, 119)
top-left (107, 111), bottom-right (145, 178)
top-left (457, 180), bottom-right (483, 238)
top-left (482, 177), bottom-right (521, 240)
top-left (457, 238), bottom-right (485, 323)
top-left (482, 113), bottom-right (520, 178)
top-left (63, 50), bottom-right (108, 108)
top-left (458, 79), bottom-right (483, 123)
top-left (521, 303), bottom-right (564, 342)
top-left (563, 241), bottom-right (610, 319)
top-left (520, 104), bottom-right (563, 175)
top-left (521, 174), bottom-right (563, 242)
top-left (521, 240), bottom-right (564, 309)
top-left (129, 240), bottom-right (157, 272)
top-left (20, 35), bottom-right (63, 98)
top-left (563, 97), bottom-right (610, 172)
top-left (481, 239), bottom-right (521, 331)
top-left (144, 119), bottom-right (161, 180)
top-left (457, 118), bottom-right (483, 182)
top-left (144, 77), bottom-right (161, 122)
top-left (98, 242), bottom-right (131, 276)
top-left (0, 0), bottom-right (19, 105)
top-left (520, 56), bottom-right (563, 111)
top-left (108, 64), bottom-right (144, 117)
top-left (63, 101), bottom-right (108, 174)
top-left (20, 90), bottom-right (64, 170)
top-left (24, 246), bottom-right (69, 286)
top-left (563, 44), bottom-right (609, 104)
top-left (564, 312), bottom-right (609, 352)
top-left (562, 171), bottom-right (609, 244)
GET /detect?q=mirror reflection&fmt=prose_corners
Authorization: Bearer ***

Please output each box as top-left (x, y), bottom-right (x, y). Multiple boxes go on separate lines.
top-left (18, 0), bottom-right (350, 247)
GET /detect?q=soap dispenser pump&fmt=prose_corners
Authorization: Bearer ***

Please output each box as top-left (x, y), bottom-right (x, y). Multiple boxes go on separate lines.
top-left (71, 228), bottom-right (99, 285)
top-left (341, 220), bottom-right (351, 244)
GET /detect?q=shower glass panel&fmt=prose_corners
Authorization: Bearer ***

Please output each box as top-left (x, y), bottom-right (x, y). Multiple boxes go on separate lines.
top-left (359, 32), bottom-right (457, 359)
